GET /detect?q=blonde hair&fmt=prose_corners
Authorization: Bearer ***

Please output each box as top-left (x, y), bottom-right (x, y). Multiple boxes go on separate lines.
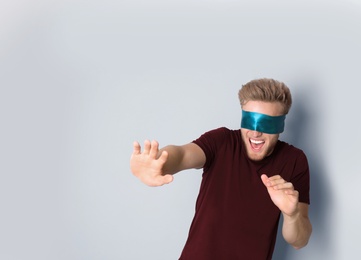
top-left (238, 78), bottom-right (292, 114)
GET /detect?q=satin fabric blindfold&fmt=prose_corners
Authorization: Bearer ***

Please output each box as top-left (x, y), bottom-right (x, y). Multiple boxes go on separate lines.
top-left (241, 110), bottom-right (286, 134)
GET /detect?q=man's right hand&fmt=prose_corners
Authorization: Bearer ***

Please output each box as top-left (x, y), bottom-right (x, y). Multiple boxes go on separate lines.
top-left (130, 140), bottom-right (174, 187)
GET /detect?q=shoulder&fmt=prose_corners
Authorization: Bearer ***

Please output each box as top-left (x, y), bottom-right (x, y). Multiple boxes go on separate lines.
top-left (192, 127), bottom-right (241, 170)
top-left (272, 140), bottom-right (309, 178)
top-left (192, 127), bottom-right (241, 153)
top-left (193, 127), bottom-right (240, 144)
top-left (276, 141), bottom-right (307, 160)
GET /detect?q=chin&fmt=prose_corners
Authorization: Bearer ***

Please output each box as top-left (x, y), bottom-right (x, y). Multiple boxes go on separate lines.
top-left (246, 144), bottom-right (271, 161)
top-left (247, 152), bottom-right (267, 161)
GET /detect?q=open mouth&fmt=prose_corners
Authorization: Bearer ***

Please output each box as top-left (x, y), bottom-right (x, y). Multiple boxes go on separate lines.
top-left (249, 139), bottom-right (265, 151)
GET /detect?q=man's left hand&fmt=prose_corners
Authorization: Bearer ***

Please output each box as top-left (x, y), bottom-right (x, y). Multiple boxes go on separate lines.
top-left (261, 174), bottom-right (299, 217)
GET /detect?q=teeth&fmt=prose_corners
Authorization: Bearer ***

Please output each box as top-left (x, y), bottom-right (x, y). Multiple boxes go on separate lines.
top-left (250, 139), bottom-right (264, 144)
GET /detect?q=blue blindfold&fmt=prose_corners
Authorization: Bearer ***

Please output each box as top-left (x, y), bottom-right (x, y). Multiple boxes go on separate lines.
top-left (241, 110), bottom-right (286, 134)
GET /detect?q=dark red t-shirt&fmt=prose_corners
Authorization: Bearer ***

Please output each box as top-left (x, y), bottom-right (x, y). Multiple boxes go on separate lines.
top-left (179, 127), bottom-right (310, 260)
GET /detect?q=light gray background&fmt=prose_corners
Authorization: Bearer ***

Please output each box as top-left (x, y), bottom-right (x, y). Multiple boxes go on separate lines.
top-left (1, 0), bottom-right (360, 259)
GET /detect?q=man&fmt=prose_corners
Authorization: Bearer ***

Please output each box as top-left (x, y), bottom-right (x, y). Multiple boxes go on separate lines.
top-left (130, 78), bottom-right (312, 259)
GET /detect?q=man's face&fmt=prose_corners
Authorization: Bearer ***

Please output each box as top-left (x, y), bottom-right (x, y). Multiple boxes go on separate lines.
top-left (240, 101), bottom-right (284, 161)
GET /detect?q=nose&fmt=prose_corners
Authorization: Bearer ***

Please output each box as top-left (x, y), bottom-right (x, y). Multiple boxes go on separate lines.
top-left (250, 130), bottom-right (262, 137)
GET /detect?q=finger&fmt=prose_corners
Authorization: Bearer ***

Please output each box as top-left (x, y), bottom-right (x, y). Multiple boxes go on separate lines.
top-left (261, 174), bottom-right (270, 186)
top-left (272, 182), bottom-right (294, 190)
top-left (132, 141), bottom-right (141, 155)
top-left (149, 140), bottom-right (159, 159)
top-left (284, 189), bottom-right (299, 197)
top-left (157, 150), bottom-right (168, 165)
top-left (143, 140), bottom-right (151, 154)
top-left (266, 175), bottom-right (288, 187)
top-left (267, 175), bottom-right (282, 181)
top-left (269, 178), bottom-right (286, 186)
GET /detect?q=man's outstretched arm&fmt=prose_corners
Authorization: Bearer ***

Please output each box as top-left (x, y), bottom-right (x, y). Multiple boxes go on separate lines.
top-left (130, 140), bottom-right (206, 187)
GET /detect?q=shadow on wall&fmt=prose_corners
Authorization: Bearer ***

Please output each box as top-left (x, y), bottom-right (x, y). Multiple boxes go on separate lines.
top-left (272, 83), bottom-right (332, 259)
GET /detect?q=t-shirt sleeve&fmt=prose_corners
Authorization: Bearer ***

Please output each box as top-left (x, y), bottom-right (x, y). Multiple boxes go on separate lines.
top-left (291, 151), bottom-right (311, 204)
top-left (192, 127), bottom-right (229, 171)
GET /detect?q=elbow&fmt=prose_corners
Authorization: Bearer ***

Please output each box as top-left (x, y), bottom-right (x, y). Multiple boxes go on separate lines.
top-left (292, 240), bottom-right (308, 250)
top-left (291, 226), bottom-right (313, 250)
top-left (290, 236), bottom-right (309, 250)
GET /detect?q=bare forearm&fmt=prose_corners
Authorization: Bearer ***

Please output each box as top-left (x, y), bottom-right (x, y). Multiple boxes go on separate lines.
top-left (158, 143), bottom-right (205, 175)
top-left (282, 208), bottom-right (312, 249)
top-left (158, 145), bottom-right (186, 175)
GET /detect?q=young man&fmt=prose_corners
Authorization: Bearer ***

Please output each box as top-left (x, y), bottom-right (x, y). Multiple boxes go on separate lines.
top-left (130, 78), bottom-right (312, 259)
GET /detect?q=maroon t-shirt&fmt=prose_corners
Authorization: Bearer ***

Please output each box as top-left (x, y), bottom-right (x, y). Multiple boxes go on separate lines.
top-left (179, 127), bottom-right (310, 260)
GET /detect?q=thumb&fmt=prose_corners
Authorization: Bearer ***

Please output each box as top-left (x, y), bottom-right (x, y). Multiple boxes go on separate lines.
top-left (260, 174), bottom-right (269, 187)
top-left (162, 174), bottom-right (174, 184)
top-left (153, 174), bottom-right (174, 186)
